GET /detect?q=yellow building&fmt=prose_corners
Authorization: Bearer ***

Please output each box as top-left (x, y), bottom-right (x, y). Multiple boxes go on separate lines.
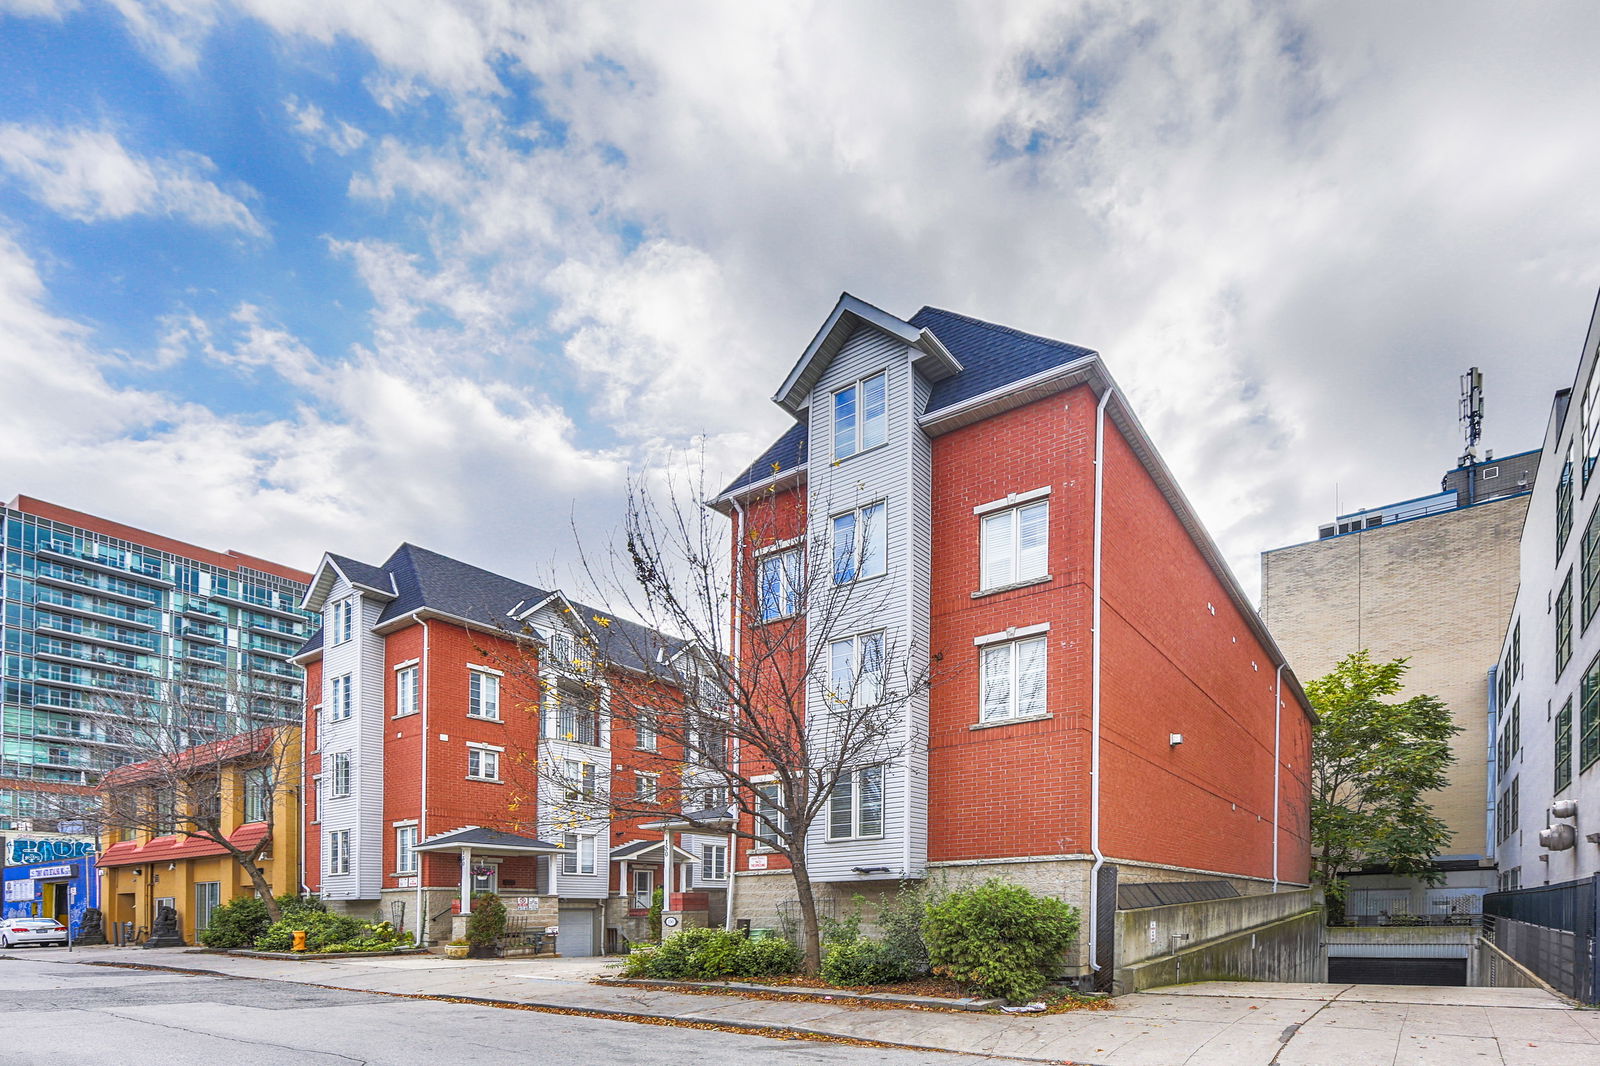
top-left (96, 727), bottom-right (301, 945)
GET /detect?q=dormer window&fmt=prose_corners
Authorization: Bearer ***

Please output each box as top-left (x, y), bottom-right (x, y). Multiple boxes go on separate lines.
top-left (331, 599), bottom-right (355, 645)
top-left (833, 371), bottom-right (888, 460)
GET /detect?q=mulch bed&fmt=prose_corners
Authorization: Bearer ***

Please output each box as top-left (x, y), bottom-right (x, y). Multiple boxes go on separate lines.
top-left (604, 974), bottom-right (1115, 1015)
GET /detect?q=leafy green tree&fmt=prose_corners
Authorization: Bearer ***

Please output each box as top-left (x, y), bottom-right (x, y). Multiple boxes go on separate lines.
top-left (1306, 652), bottom-right (1459, 913)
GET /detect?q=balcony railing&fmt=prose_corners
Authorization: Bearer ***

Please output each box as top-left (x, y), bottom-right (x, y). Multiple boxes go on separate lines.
top-left (34, 638), bottom-right (158, 676)
top-left (33, 586), bottom-right (158, 628)
top-left (36, 540), bottom-right (167, 583)
top-left (178, 623), bottom-right (224, 645)
top-left (245, 615), bottom-right (308, 639)
top-left (181, 602), bottom-right (229, 623)
top-left (183, 644), bottom-right (227, 666)
top-left (244, 637), bottom-right (297, 658)
top-left (34, 614), bottom-right (160, 652)
top-left (212, 587), bottom-right (303, 619)
top-left (35, 562), bottom-right (163, 606)
top-left (246, 656), bottom-right (300, 679)
top-left (31, 664), bottom-right (157, 698)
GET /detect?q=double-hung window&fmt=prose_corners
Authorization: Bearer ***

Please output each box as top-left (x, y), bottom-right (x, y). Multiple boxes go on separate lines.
top-left (754, 783), bottom-right (785, 847)
top-left (700, 843), bottom-right (728, 881)
top-left (636, 713), bottom-right (657, 751)
top-left (833, 371), bottom-right (888, 460)
top-left (561, 832), bottom-right (596, 875)
top-left (1557, 571), bottom-right (1573, 678)
top-left (331, 599), bottom-right (355, 645)
top-left (634, 773), bottom-right (659, 804)
top-left (1584, 505), bottom-right (1600, 630)
top-left (828, 765), bottom-right (885, 839)
top-left (758, 548), bottom-right (801, 622)
top-left (980, 633), bottom-right (1048, 722)
top-left (563, 759), bottom-right (597, 801)
top-left (243, 767), bottom-right (271, 823)
top-left (396, 824), bottom-right (419, 874)
top-left (468, 669), bottom-right (501, 720)
top-left (1582, 650), bottom-right (1600, 772)
top-left (395, 664), bottom-right (418, 717)
top-left (328, 829), bottom-right (351, 875)
top-left (828, 631), bottom-right (885, 708)
top-left (330, 752), bottom-right (352, 797)
top-left (981, 498), bottom-right (1048, 590)
top-left (467, 745), bottom-right (501, 782)
top-left (329, 674), bottom-right (353, 722)
top-left (832, 502), bottom-right (886, 583)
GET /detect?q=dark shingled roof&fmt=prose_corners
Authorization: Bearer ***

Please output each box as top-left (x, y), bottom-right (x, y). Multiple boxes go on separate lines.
top-left (294, 543), bottom-right (683, 672)
top-left (719, 421), bottom-right (808, 497)
top-left (414, 826), bottom-right (561, 852)
top-left (719, 304), bottom-right (1095, 499)
top-left (910, 306), bottom-right (1098, 414)
top-left (327, 552), bottom-right (394, 594)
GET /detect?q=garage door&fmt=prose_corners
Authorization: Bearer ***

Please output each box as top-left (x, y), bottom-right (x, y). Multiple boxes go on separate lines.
top-left (1328, 957), bottom-right (1467, 986)
top-left (557, 907), bottom-right (597, 957)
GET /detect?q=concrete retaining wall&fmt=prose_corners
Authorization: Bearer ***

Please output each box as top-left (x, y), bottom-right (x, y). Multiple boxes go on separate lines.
top-left (1112, 889), bottom-right (1322, 994)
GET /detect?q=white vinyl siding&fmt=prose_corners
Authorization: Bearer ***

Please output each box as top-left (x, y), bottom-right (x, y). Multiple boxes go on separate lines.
top-left (981, 634), bottom-right (1048, 722)
top-left (828, 765), bottom-right (885, 840)
top-left (468, 669), bottom-right (500, 720)
top-left (981, 500), bottom-right (1048, 590)
top-left (315, 579), bottom-right (387, 901)
top-left (832, 502), bottom-right (886, 583)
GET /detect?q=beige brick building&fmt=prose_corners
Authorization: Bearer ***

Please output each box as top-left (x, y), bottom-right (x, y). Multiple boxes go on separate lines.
top-left (1260, 453), bottom-right (1536, 914)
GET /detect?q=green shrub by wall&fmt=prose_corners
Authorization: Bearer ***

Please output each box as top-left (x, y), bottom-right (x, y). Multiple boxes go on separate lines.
top-left (923, 880), bottom-right (1079, 1001)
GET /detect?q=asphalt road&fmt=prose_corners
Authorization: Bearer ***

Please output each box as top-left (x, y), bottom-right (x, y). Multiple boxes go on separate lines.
top-left (0, 954), bottom-right (1000, 1065)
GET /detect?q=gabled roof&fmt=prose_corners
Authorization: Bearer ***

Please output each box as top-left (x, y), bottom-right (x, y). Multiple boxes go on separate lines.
top-left (290, 542), bottom-right (684, 674)
top-left (609, 838), bottom-right (700, 862)
top-left (773, 293), bottom-right (960, 416)
top-left (98, 727), bottom-right (280, 788)
top-left (718, 422), bottom-right (808, 497)
top-left (301, 552), bottom-right (399, 613)
top-left (412, 826), bottom-right (562, 853)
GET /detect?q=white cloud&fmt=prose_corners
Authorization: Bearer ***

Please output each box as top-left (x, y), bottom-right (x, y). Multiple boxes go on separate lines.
top-left (20, 0), bottom-right (1600, 604)
top-left (284, 96), bottom-right (367, 155)
top-left (0, 124), bottom-right (265, 235)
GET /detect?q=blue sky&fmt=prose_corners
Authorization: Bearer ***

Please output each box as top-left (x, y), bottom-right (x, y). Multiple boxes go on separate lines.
top-left (2, 1), bottom-right (1599, 602)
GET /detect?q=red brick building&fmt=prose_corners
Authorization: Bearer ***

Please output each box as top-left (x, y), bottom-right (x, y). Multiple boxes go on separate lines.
top-left (711, 295), bottom-right (1314, 975)
top-left (291, 545), bottom-right (726, 953)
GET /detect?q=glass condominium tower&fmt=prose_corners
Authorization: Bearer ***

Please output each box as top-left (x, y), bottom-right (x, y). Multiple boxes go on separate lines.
top-left (1, 495), bottom-right (313, 830)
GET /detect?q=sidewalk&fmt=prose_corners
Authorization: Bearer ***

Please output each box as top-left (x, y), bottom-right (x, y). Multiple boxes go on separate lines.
top-left (20, 946), bottom-right (1599, 1065)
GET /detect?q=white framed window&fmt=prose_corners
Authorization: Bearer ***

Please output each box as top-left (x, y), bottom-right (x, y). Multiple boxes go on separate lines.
top-left (328, 829), bottom-right (351, 875)
top-left (243, 766), bottom-right (271, 823)
top-left (467, 745), bottom-right (501, 782)
top-left (330, 751), bottom-right (352, 797)
top-left (395, 824), bottom-right (418, 874)
top-left (980, 634), bottom-right (1048, 722)
top-left (828, 765), bottom-right (885, 840)
top-left (754, 782), bottom-right (784, 847)
top-left (328, 674), bottom-right (353, 722)
top-left (691, 784), bottom-right (729, 810)
top-left (832, 501), bottom-right (886, 584)
top-left (827, 631), bottom-right (885, 708)
top-left (634, 773), bottom-right (659, 803)
top-left (468, 669), bottom-right (500, 720)
top-left (758, 548), bottom-right (801, 622)
top-left (700, 842), bottom-right (728, 881)
top-left (833, 371), bottom-right (888, 460)
top-left (981, 499), bottom-right (1049, 590)
top-left (561, 832), bottom-right (596, 875)
top-left (395, 665), bottom-right (418, 717)
top-left (563, 759), bottom-right (597, 800)
top-left (332, 599), bottom-right (354, 645)
top-left (636, 713), bottom-right (657, 751)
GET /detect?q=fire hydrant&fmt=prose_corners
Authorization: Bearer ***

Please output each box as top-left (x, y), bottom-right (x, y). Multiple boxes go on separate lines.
top-left (292, 930), bottom-right (307, 953)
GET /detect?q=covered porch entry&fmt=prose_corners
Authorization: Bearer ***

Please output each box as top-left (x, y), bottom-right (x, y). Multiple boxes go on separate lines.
top-left (413, 826), bottom-right (564, 950)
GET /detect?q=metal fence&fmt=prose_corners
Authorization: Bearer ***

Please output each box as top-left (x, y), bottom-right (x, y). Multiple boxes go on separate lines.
top-left (1482, 875), bottom-right (1598, 1004)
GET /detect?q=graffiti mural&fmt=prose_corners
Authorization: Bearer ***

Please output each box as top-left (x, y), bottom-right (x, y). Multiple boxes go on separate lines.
top-left (7, 837), bottom-right (96, 865)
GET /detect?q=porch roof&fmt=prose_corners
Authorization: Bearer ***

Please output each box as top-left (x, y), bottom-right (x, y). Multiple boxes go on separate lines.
top-left (610, 839), bottom-right (699, 863)
top-left (639, 805), bottom-right (735, 831)
top-left (413, 826), bottom-right (563, 855)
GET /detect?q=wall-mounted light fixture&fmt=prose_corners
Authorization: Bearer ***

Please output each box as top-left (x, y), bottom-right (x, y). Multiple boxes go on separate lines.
top-left (1169, 734), bottom-right (1184, 747)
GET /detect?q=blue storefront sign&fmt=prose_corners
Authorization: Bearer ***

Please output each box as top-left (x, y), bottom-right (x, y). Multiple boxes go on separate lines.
top-left (2, 854), bottom-right (99, 938)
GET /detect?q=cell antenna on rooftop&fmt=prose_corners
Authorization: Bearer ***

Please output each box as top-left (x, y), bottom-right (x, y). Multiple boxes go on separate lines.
top-left (1459, 366), bottom-right (1484, 467)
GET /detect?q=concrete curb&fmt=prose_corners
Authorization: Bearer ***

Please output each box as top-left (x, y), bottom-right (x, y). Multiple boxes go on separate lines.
top-left (596, 975), bottom-right (1004, 1011)
top-left (75, 957), bottom-right (1074, 1063)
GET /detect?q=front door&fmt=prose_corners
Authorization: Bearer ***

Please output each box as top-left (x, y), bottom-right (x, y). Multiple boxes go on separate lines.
top-left (631, 868), bottom-right (654, 911)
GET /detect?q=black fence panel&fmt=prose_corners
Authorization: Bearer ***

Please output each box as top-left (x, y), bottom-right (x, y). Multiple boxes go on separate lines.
top-left (1483, 877), bottom-right (1594, 938)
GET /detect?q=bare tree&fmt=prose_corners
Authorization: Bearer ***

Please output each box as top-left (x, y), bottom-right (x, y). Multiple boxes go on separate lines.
top-left (34, 675), bottom-right (302, 922)
top-left (484, 458), bottom-right (934, 974)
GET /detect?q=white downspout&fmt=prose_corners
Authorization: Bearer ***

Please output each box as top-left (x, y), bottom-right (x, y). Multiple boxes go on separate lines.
top-left (415, 617), bottom-right (431, 945)
top-left (1088, 386), bottom-right (1113, 974)
top-left (1273, 664), bottom-right (1284, 893)
top-left (728, 496), bottom-right (746, 926)
top-left (724, 826), bottom-right (738, 930)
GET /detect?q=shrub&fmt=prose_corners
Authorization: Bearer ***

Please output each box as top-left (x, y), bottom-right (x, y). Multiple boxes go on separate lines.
top-left (821, 938), bottom-right (912, 986)
top-left (466, 893), bottom-right (507, 945)
top-left (255, 909), bottom-right (368, 952)
top-left (623, 928), bottom-right (799, 980)
top-left (878, 880), bottom-right (941, 977)
top-left (923, 880), bottom-right (1079, 1001)
top-left (199, 896), bottom-right (270, 949)
top-left (648, 888), bottom-right (664, 941)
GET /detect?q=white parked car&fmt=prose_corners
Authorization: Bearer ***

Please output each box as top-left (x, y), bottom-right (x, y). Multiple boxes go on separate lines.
top-left (0, 918), bottom-right (68, 948)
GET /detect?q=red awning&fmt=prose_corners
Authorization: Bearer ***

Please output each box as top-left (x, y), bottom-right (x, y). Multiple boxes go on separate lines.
top-left (96, 823), bottom-right (270, 868)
